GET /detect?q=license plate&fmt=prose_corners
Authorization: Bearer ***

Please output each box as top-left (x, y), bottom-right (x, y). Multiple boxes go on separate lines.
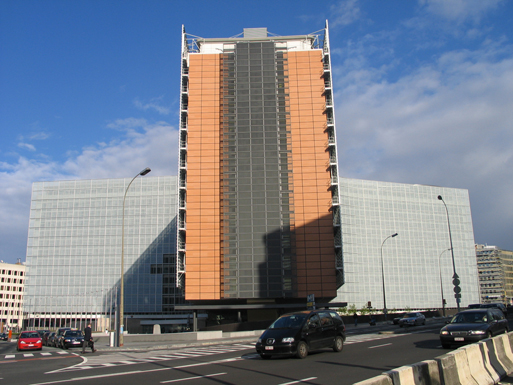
top-left (454, 337), bottom-right (464, 341)
top-left (265, 346), bottom-right (274, 350)
top-left (73, 341), bottom-right (80, 344)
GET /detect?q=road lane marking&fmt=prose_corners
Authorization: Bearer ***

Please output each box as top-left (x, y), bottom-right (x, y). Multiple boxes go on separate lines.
top-left (160, 372), bottom-right (227, 383)
top-left (279, 378), bottom-right (317, 385)
top-left (34, 358), bottom-right (242, 384)
top-left (24, 353), bottom-right (35, 357)
top-left (369, 343), bottom-right (392, 349)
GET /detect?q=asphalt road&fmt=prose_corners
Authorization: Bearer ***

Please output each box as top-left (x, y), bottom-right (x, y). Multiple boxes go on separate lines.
top-left (0, 323), bottom-right (453, 385)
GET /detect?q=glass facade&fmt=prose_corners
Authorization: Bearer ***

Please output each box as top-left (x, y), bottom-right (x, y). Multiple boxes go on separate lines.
top-left (334, 178), bottom-right (480, 309)
top-left (24, 176), bottom-right (179, 329)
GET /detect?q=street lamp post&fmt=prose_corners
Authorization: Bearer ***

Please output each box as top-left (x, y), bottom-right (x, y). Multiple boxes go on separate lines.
top-left (380, 232), bottom-right (398, 320)
top-left (118, 167), bottom-right (151, 347)
top-left (438, 248), bottom-right (451, 317)
top-left (438, 195), bottom-right (461, 312)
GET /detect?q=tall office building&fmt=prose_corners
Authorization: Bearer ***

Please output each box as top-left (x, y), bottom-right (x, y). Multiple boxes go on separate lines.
top-left (476, 245), bottom-right (513, 305)
top-left (177, 23), bottom-right (343, 305)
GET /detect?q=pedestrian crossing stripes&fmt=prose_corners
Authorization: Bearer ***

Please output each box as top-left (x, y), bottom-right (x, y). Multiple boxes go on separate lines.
top-left (2, 350), bottom-right (71, 360)
top-left (49, 344), bottom-right (257, 373)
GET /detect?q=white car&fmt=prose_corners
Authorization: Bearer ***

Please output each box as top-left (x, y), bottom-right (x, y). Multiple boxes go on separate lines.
top-left (398, 312), bottom-right (426, 327)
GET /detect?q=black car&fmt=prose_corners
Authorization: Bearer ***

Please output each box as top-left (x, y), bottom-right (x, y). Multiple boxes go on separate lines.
top-left (255, 309), bottom-right (346, 359)
top-left (42, 331), bottom-right (55, 346)
top-left (0, 332), bottom-right (8, 341)
top-left (440, 308), bottom-right (509, 349)
top-left (59, 330), bottom-right (84, 349)
top-left (53, 327), bottom-right (72, 348)
top-left (481, 303), bottom-right (508, 316)
top-left (36, 329), bottom-right (50, 338)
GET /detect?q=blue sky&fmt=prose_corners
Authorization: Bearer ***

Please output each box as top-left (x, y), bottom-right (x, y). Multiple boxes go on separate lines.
top-left (1, 0), bottom-right (513, 264)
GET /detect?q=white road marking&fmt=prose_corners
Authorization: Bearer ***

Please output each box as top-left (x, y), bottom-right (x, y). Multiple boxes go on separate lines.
top-left (31, 358), bottom-right (242, 385)
top-left (279, 378), bottom-right (317, 385)
top-left (160, 372), bottom-right (227, 383)
top-left (369, 343), bottom-right (393, 349)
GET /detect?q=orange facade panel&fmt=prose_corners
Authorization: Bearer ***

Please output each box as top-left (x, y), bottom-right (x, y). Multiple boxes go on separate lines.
top-left (185, 53), bottom-right (222, 301)
top-left (288, 50), bottom-right (336, 298)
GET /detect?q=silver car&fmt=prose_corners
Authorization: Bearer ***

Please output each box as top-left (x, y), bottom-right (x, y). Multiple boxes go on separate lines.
top-left (398, 312), bottom-right (426, 327)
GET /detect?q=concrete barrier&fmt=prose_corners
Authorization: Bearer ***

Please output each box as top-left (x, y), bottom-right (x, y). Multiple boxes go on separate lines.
top-left (477, 341), bottom-right (501, 384)
top-left (353, 374), bottom-right (393, 385)
top-left (492, 334), bottom-right (513, 374)
top-left (354, 332), bottom-right (513, 385)
top-left (436, 348), bottom-right (479, 385)
top-left (385, 360), bottom-right (440, 385)
top-left (223, 330), bottom-right (263, 338)
top-left (465, 343), bottom-right (496, 385)
top-left (483, 338), bottom-right (508, 379)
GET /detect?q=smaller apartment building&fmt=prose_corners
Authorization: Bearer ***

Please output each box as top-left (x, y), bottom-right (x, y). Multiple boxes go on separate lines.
top-left (0, 261), bottom-right (25, 331)
top-left (476, 244), bottom-right (513, 305)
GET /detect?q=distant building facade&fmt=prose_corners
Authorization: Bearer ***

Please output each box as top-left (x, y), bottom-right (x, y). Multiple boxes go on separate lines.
top-left (335, 178), bottom-right (480, 310)
top-left (23, 176), bottom-right (184, 332)
top-left (0, 261), bottom-right (25, 331)
top-left (476, 244), bottom-right (513, 305)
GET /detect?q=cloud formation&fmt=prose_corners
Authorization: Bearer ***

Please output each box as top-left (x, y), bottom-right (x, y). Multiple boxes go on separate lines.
top-left (333, 1), bottom-right (513, 249)
top-left (0, 121), bottom-right (179, 262)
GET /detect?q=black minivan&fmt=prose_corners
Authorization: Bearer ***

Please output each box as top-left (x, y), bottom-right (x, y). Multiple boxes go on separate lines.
top-left (255, 309), bottom-right (346, 359)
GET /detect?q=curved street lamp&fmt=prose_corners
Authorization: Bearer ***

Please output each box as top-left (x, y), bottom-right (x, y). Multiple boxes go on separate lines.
top-left (381, 232), bottom-right (398, 320)
top-left (438, 248), bottom-right (451, 317)
top-left (118, 167), bottom-right (151, 347)
top-left (438, 195), bottom-right (460, 312)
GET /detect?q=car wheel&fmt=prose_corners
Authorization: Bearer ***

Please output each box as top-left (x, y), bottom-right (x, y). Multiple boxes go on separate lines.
top-left (442, 343), bottom-right (451, 349)
top-left (333, 335), bottom-right (344, 352)
top-left (423, 320), bottom-right (426, 325)
top-left (259, 354), bottom-right (271, 360)
top-left (400, 324), bottom-right (403, 328)
top-left (296, 341), bottom-right (308, 359)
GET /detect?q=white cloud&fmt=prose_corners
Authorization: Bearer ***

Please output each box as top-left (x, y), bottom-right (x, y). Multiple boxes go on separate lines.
top-left (17, 142), bottom-right (36, 151)
top-left (419, 0), bottom-right (505, 24)
top-left (335, 40), bottom-right (513, 249)
top-left (0, 120), bottom-right (179, 263)
top-left (133, 97), bottom-right (171, 115)
top-left (330, 0), bottom-right (362, 28)
top-left (29, 132), bottom-right (50, 140)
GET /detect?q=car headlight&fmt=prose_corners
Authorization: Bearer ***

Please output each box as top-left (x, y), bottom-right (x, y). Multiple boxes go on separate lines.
top-left (20, 341), bottom-right (27, 344)
top-left (470, 330), bottom-right (486, 335)
top-left (257, 338), bottom-right (262, 343)
top-left (37, 340), bottom-right (41, 343)
top-left (440, 330), bottom-right (449, 335)
top-left (282, 337), bottom-right (295, 343)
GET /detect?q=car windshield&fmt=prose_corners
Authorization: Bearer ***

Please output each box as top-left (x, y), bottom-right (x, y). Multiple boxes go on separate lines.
top-left (65, 331), bottom-right (82, 337)
top-left (451, 312), bottom-right (488, 324)
top-left (404, 313), bottom-right (417, 318)
top-left (269, 314), bottom-right (307, 329)
top-left (20, 332), bottom-right (40, 338)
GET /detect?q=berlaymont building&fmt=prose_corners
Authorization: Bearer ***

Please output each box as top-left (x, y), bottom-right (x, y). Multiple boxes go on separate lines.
top-left (23, 23), bottom-right (479, 333)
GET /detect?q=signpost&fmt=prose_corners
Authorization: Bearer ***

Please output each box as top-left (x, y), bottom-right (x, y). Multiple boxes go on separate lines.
top-left (307, 294), bottom-right (315, 310)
